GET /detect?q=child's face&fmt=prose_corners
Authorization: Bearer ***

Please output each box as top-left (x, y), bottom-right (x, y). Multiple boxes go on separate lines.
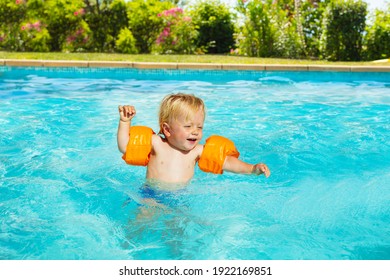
top-left (164, 108), bottom-right (205, 152)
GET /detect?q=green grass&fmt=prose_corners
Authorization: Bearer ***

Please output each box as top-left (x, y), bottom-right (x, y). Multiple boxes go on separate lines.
top-left (1, 51), bottom-right (389, 65)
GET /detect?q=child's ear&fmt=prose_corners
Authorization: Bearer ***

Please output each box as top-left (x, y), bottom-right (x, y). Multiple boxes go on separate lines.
top-left (162, 122), bottom-right (171, 137)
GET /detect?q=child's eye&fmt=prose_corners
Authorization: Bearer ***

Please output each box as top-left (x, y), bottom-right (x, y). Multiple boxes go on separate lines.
top-left (198, 127), bottom-right (203, 129)
top-left (184, 125), bottom-right (191, 128)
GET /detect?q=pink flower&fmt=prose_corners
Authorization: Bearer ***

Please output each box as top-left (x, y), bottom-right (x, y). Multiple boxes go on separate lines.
top-left (15, 0), bottom-right (23, 4)
top-left (161, 27), bottom-right (170, 37)
top-left (67, 36), bottom-right (75, 43)
top-left (21, 25), bottom-right (26, 31)
top-left (74, 8), bottom-right (85, 16)
top-left (161, 7), bottom-right (183, 17)
top-left (183, 16), bottom-right (191, 22)
top-left (173, 7), bottom-right (183, 14)
top-left (32, 21), bottom-right (41, 31)
top-left (156, 35), bottom-right (164, 45)
top-left (76, 28), bottom-right (84, 35)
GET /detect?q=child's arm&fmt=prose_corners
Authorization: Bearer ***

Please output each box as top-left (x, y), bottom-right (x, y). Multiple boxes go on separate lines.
top-left (117, 105), bottom-right (136, 153)
top-left (223, 156), bottom-right (271, 177)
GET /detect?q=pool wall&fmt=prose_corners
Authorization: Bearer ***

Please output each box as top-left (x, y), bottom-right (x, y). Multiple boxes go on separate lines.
top-left (1, 65), bottom-right (389, 85)
top-left (1, 59), bottom-right (390, 72)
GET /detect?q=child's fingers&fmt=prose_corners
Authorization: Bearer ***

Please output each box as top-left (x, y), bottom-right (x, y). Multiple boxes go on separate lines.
top-left (254, 164), bottom-right (270, 177)
top-left (264, 169), bottom-right (270, 178)
top-left (261, 164), bottom-right (270, 177)
top-left (118, 105), bottom-right (136, 119)
top-left (125, 106), bottom-right (136, 118)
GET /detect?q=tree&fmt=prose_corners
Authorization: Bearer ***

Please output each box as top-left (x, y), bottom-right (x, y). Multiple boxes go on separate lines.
top-left (43, 0), bottom-right (86, 51)
top-left (153, 7), bottom-right (198, 54)
top-left (127, 0), bottom-right (173, 53)
top-left (190, 0), bottom-right (235, 53)
top-left (364, 4), bottom-right (390, 60)
top-left (320, 0), bottom-right (367, 61)
top-left (84, 0), bottom-right (128, 52)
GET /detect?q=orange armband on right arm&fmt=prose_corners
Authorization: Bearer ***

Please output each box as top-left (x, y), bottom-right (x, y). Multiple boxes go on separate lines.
top-left (198, 135), bottom-right (240, 174)
top-left (122, 126), bottom-right (154, 166)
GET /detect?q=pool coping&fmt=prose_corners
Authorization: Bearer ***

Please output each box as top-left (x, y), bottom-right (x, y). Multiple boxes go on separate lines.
top-left (1, 59), bottom-right (390, 72)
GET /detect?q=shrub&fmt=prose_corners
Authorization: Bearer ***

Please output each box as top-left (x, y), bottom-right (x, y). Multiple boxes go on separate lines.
top-left (127, 0), bottom-right (174, 53)
top-left (109, 0), bottom-right (128, 49)
top-left (236, 0), bottom-right (277, 57)
top-left (43, 0), bottom-right (86, 51)
top-left (300, 0), bottom-right (327, 58)
top-left (116, 27), bottom-right (138, 54)
top-left (0, 0), bottom-right (28, 51)
top-left (84, 0), bottom-right (128, 52)
top-left (364, 4), bottom-right (390, 60)
top-left (190, 0), bottom-right (235, 54)
top-left (20, 20), bottom-right (51, 52)
top-left (0, 0), bottom-right (27, 25)
top-left (272, 3), bottom-right (305, 58)
top-left (62, 20), bottom-right (92, 52)
top-left (320, 0), bottom-right (367, 61)
top-left (26, 0), bottom-right (45, 18)
top-left (153, 7), bottom-right (198, 54)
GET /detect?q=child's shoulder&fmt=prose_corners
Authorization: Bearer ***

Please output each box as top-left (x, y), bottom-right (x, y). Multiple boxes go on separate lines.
top-left (151, 134), bottom-right (164, 145)
top-left (194, 143), bottom-right (204, 157)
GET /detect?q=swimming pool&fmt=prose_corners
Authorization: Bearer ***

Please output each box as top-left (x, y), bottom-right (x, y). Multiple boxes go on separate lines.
top-left (0, 67), bottom-right (389, 260)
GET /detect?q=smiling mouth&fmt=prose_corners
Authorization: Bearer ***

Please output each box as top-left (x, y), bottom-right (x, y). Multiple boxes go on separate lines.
top-left (187, 138), bottom-right (197, 143)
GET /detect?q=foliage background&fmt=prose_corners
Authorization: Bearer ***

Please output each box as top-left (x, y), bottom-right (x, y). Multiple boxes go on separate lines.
top-left (0, 0), bottom-right (389, 61)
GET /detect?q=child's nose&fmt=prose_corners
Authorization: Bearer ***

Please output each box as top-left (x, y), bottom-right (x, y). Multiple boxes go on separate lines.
top-left (191, 128), bottom-right (200, 135)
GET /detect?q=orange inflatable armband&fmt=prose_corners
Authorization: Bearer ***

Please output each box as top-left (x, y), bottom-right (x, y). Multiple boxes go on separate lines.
top-left (122, 126), bottom-right (154, 166)
top-left (198, 135), bottom-right (240, 174)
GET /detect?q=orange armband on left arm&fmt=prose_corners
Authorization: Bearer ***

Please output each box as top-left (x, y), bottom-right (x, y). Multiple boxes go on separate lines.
top-left (122, 126), bottom-right (154, 166)
top-left (198, 135), bottom-right (240, 174)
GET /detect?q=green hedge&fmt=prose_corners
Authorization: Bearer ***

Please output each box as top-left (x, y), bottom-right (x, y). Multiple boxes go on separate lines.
top-left (0, 0), bottom-right (389, 61)
top-left (364, 5), bottom-right (390, 60)
top-left (190, 0), bottom-right (235, 54)
top-left (320, 0), bottom-right (367, 61)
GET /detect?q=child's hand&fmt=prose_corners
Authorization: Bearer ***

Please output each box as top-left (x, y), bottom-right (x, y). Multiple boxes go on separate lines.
top-left (252, 163), bottom-right (270, 177)
top-left (118, 105), bottom-right (136, 122)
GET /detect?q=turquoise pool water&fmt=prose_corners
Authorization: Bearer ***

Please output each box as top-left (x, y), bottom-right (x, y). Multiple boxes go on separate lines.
top-left (0, 67), bottom-right (389, 260)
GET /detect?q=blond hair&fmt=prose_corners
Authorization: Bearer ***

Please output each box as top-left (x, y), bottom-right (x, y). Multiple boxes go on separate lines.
top-left (158, 93), bottom-right (205, 135)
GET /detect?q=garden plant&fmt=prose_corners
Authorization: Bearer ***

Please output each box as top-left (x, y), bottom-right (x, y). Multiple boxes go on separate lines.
top-left (0, 0), bottom-right (389, 61)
